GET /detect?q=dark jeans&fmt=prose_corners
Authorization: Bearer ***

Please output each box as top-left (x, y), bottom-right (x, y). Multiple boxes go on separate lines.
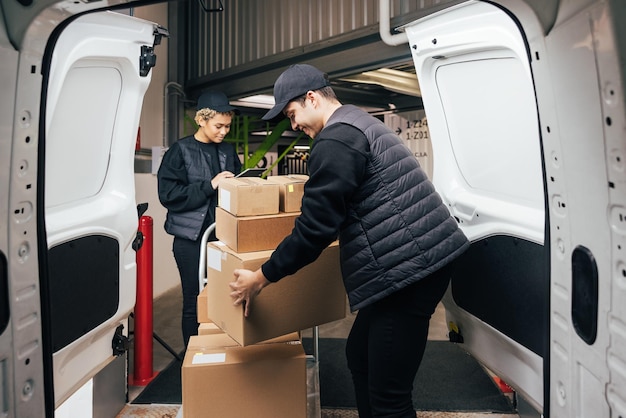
top-left (172, 236), bottom-right (202, 347)
top-left (346, 263), bottom-right (454, 417)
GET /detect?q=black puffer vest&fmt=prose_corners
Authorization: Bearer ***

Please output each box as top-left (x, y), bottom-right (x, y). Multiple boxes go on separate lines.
top-left (327, 105), bottom-right (469, 310)
top-left (164, 137), bottom-right (230, 241)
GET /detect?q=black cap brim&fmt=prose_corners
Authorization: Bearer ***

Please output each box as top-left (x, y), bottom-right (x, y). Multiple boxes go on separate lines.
top-left (261, 99), bottom-right (289, 120)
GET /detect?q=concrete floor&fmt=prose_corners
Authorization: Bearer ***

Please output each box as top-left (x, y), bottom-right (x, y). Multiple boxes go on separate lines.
top-left (117, 287), bottom-right (519, 418)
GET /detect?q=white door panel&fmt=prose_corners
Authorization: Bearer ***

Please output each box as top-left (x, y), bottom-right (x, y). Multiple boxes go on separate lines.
top-left (405, 1), bottom-right (546, 411)
top-left (540, 2), bottom-right (617, 417)
top-left (406, 1), bottom-right (544, 241)
top-left (437, 58), bottom-right (542, 206)
top-left (46, 66), bottom-right (121, 207)
top-left (44, 11), bottom-right (155, 407)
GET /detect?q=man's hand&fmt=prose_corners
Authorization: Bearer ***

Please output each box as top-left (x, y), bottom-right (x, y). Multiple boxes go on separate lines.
top-left (229, 269), bottom-right (270, 317)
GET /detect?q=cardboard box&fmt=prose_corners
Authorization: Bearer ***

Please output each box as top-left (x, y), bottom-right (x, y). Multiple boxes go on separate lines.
top-left (197, 285), bottom-right (211, 323)
top-left (267, 175), bottom-right (308, 212)
top-left (198, 322), bottom-right (222, 335)
top-left (205, 241), bottom-right (346, 346)
top-left (182, 333), bottom-right (306, 418)
top-left (215, 207), bottom-right (299, 253)
top-left (218, 177), bottom-right (279, 216)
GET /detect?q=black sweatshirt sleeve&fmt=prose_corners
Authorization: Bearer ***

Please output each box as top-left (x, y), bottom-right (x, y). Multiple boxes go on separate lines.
top-left (157, 142), bottom-right (216, 213)
top-left (261, 123), bottom-right (369, 282)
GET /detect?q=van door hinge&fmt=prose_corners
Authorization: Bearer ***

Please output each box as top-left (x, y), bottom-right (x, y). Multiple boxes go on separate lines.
top-left (112, 325), bottom-right (129, 356)
top-left (139, 25), bottom-right (169, 77)
top-left (139, 45), bottom-right (156, 77)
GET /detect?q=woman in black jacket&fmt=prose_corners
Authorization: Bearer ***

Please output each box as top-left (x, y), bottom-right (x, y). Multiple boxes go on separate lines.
top-left (157, 91), bottom-right (241, 347)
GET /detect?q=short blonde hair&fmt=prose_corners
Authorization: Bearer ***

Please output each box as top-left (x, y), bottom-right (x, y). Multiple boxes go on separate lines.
top-left (195, 108), bottom-right (236, 125)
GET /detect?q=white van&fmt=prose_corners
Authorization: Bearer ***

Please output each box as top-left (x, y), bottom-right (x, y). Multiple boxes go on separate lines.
top-left (1, 1), bottom-right (624, 417)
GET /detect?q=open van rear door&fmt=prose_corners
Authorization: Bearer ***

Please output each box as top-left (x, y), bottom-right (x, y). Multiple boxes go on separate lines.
top-left (1, 8), bottom-right (165, 416)
top-left (45, 11), bottom-right (164, 409)
top-left (403, 1), bottom-right (626, 416)
top-left (404, 0), bottom-right (547, 412)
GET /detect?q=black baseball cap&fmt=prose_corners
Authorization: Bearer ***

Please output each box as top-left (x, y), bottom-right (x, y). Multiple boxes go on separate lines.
top-left (196, 91), bottom-right (239, 114)
top-left (262, 64), bottom-right (331, 120)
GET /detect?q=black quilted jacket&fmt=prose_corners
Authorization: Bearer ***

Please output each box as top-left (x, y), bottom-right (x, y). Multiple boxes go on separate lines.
top-left (157, 136), bottom-right (241, 241)
top-left (262, 105), bottom-right (469, 311)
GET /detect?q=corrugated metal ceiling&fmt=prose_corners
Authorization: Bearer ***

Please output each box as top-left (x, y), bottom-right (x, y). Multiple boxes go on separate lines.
top-left (178, 0), bottom-right (462, 115)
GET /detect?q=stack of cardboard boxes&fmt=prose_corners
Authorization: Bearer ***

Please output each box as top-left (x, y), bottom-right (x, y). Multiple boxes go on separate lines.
top-left (182, 175), bottom-right (347, 418)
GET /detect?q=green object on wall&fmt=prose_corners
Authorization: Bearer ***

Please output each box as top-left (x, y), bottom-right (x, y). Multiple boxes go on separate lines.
top-left (228, 116), bottom-right (304, 175)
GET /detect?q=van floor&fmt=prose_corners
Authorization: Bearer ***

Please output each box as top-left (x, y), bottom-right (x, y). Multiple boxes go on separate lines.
top-left (117, 287), bottom-right (519, 418)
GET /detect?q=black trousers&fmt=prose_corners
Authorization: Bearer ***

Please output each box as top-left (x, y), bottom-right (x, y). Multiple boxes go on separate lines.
top-left (172, 236), bottom-right (201, 347)
top-left (346, 263), bottom-right (453, 417)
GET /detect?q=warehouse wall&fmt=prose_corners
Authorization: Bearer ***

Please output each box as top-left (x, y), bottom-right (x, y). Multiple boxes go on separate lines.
top-left (181, 0), bottom-right (462, 100)
top-left (184, 0), bottom-right (459, 79)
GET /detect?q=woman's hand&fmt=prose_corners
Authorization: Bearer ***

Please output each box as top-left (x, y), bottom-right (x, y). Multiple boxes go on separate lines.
top-left (211, 171), bottom-right (235, 190)
top-left (229, 269), bottom-right (271, 317)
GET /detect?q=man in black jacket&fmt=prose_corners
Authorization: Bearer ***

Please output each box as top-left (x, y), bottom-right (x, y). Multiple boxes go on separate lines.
top-left (229, 64), bottom-right (469, 417)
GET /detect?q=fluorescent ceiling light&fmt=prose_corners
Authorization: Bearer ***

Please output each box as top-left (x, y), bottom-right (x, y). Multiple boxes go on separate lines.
top-left (231, 94), bottom-right (275, 109)
top-left (339, 68), bottom-right (421, 97)
top-left (250, 130), bottom-right (300, 137)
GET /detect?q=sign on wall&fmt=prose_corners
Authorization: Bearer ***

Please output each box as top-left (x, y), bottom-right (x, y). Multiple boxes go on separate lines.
top-left (385, 112), bottom-right (433, 179)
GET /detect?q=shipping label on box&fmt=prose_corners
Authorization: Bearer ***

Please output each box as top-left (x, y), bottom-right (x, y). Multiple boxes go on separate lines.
top-left (182, 333), bottom-right (306, 418)
top-left (218, 177), bottom-right (279, 216)
top-left (215, 207), bottom-right (299, 253)
top-left (205, 241), bottom-right (346, 346)
top-left (267, 175), bottom-right (308, 212)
